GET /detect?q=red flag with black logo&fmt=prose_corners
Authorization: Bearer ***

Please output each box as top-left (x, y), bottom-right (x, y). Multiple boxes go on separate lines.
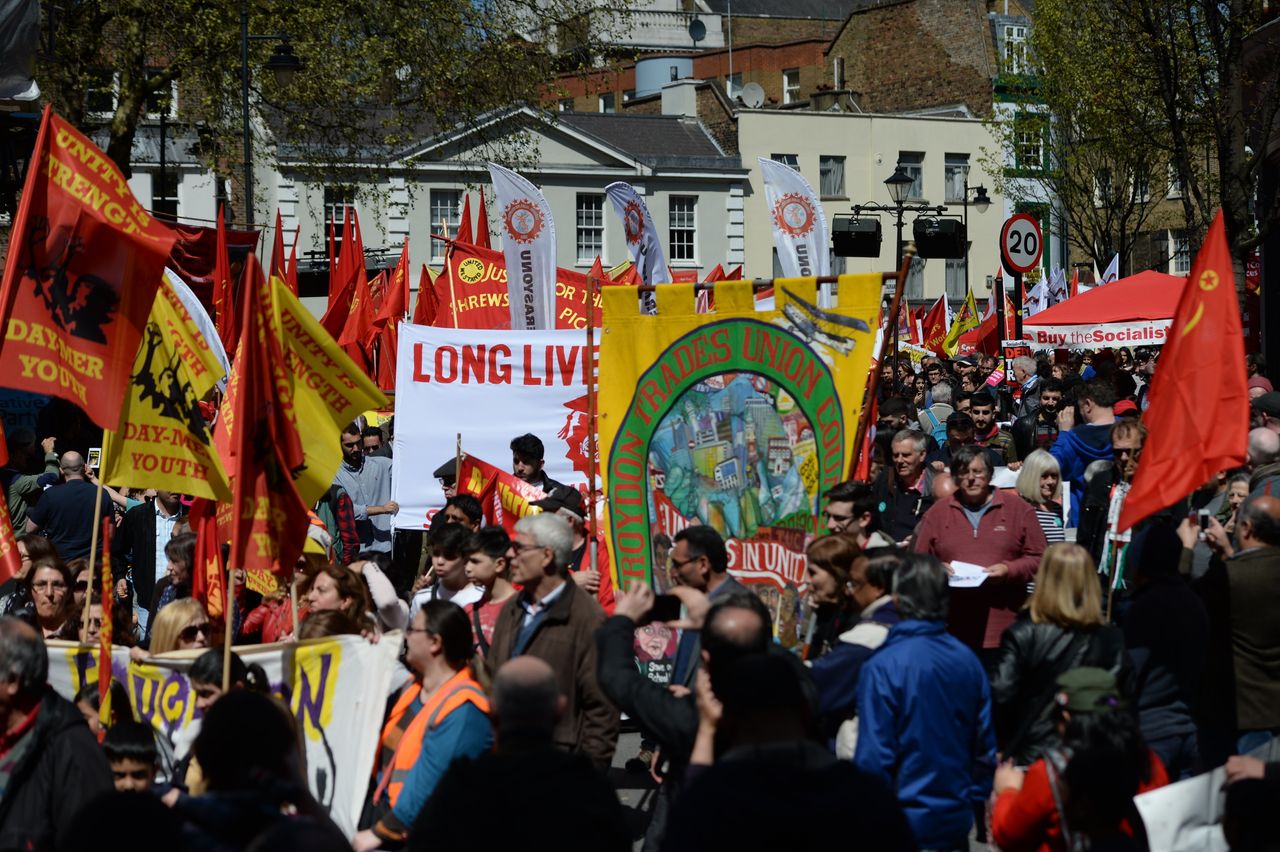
top-left (0, 106), bottom-right (176, 429)
top-left (1118, 212), bottom-right (1247, 530)
top-left (218, 254), bottom-right (310, 576)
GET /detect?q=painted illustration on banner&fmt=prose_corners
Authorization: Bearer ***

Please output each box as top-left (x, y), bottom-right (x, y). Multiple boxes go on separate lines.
top-left (598, 277), bottom-right (880, 643)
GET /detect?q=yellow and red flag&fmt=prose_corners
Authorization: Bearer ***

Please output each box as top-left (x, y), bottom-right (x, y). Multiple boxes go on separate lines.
top-left (97, 517), bottom-right (114, 729)
top-left (0, 424), bottom-right (23, 584)
top-left (0, 106), bottom-right (175, 429)
top-left (189, 497), bottom-right (226, 622)
top-left (942, 285), bottom-right (980, 356)
top-left (1118, 212), bottom-right (1248, 531)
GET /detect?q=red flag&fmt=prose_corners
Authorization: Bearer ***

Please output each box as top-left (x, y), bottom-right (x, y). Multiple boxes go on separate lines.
top-left (321, 207), bottom-right (362, 338)
top-left (1118, 212), bottom-right (1247, 530)
top-left (284, 227), bottom-right (300, 296)
top-left (475, 189), bottom-right (491, 249)
top-left (220, 255), bottom-right (310, 576)
top-left (376, 324), bottom-right (397, 392)
top-left (456, 195), bottom-right (473, 246)
top-left (412, 265), bottom-right (439, 326)
top-left (0, 424), bottom-right (23, 584)
top-left (921, 293), bottom-right (950, 355)
top-left (270, 210), bottom-right (287, 282)
top-left (0, 106), bottom-right (175, 429)
top-left (1069, 268), bottom-right (1080, 299)
top-left (189, 497), bottom-right (226, 622)
top-left (725, 265), bottom-right (743, 279)
top-left (373, 237), bottom-right (410, 338)
top-left (213, 204), bottom-right (238, 356)
top-left (852, 395), bottom-right (878, 481)
top-left (328, 219), bottom-right (337, 282)
top-left (338, 268), bottom-right (375, 353)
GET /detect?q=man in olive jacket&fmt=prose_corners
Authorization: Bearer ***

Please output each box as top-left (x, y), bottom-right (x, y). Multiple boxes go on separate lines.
top-left (486, 513), bottom-right (618, 769)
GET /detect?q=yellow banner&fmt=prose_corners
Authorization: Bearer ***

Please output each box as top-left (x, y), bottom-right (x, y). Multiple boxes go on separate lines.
top-left (598, 276), bottom-right (880, 602)
top-left (102, 276), bottom-right (231, 500)
top-left (943, 286), bottom-right (980, 355)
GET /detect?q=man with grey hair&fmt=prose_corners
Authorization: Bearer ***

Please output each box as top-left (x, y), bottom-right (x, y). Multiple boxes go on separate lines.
top-left (854, 555), bottom-right (996, 851)
top-left (25, 451), bottom-right (113, 560)
top-left (872, 429), bottom-right (950, 543)
top-left (0, 617), bottom-right (112, 846)
top-left (485, 513), bottom-right (618, 769)
top-left (1247, 427), bottom-right (1280, 498)
top-left (1011, 355), bottom-right (1041, 418)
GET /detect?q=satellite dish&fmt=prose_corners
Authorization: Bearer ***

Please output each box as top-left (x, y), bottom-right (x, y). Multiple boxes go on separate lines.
top-left (740, 82), bottom-right (765, 108)
top-left (688, 16), bottom-right (706, 45)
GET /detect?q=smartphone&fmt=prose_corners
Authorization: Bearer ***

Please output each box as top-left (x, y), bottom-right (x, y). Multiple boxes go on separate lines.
top-left (87, 447), bottom-right (101, 471)
top-left (646, 594), bottom-right (682, 624)
top-left (1197, 509), bottom-right (1211, 530)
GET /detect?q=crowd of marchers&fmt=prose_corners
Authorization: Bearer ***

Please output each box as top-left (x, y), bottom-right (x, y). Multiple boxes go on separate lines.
top-left (0, 345), bottom-right (1279, 851)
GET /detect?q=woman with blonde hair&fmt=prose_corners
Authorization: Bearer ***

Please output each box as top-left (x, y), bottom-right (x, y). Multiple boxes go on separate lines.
top-left (1016, 450), bottom-right (1066, 544)
top-left (990, 543), bottom-right (1128, 765)
top-left (149, 598), bottom-right (212, 655)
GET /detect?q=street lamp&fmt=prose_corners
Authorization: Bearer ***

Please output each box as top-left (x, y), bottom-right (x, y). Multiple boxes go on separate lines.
top-left (961, 177), bottom-right (990, 325)
top-left (241, 10), bottom-right (302, 226)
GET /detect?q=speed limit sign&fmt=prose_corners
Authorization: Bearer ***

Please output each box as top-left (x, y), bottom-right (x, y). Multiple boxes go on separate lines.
top-left (1000, 213), bottom-right (1043, 274)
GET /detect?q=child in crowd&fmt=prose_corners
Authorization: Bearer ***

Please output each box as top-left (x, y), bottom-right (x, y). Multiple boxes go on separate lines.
top-left (103, 720), bottom-right (160, 793)
top-left (409, 522), bottom-right (483, 616)
top-left (462, 527), bottom-right (516, 657)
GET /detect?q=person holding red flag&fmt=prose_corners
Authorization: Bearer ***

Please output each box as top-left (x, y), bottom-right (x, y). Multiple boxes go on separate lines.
top-left (1116, 212), bottom-right (1248, 535)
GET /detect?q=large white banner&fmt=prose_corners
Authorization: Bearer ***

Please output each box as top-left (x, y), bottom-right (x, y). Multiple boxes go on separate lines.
top-left (392, 323), bottom-right (590, 529)
top-left (488, 163), bottom-right (556, 330)
top-left (605, 182), bottom-right (670, 286)
top-left (759, 157), bottom-right (830, 279)
top-left (48, 635), bottom-right (401, 837)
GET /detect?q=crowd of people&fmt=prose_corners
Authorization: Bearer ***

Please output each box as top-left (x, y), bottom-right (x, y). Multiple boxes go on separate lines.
top-left (0, 343), bottom-right (1277, 850)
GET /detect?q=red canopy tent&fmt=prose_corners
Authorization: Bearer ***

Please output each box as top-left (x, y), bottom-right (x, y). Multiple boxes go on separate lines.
top-left (1021, 270), bottom-right (1185, 349)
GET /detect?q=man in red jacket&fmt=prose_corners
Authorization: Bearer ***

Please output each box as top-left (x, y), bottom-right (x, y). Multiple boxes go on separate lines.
top-left (912, 445), bottom-right (1047, 659)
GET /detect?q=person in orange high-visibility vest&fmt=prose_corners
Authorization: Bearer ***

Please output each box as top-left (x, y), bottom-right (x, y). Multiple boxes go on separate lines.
top-left (354, 600), bottom-right (493, 851)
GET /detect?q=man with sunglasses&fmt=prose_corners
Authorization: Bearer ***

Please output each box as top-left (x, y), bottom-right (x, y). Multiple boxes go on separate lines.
top-left (1077, 420), bottom-right (1148, 588)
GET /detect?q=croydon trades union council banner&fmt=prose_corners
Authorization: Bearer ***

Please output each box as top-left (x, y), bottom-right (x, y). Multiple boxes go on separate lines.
top-left (598, 276), bottom-right (880, 633)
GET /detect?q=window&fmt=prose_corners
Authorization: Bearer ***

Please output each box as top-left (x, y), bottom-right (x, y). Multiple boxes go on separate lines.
top-left (782, 69), bottom-right (800, 104)
top-left (819, 156), bottom-right (845, 198)
top-left (429, 189), bottom-right (461, 260)
top-left (598, 92), bottom-right (615, 113)
top-left (1003, 24), bottom-right (1029, 74)
top-left (833, 57), bottom-right (845, 90)
top-left (1169, 229), bottom-right (1191, 275)
top-left (725, 73), bottom-right (742, 98)
top-left (85, 69), bottom-right (116, 117)
top-left (898, 152), bottom-right (924, 201)
top-left (144, 71), bottom-right (177, 120)
top-left (771, 153), bottom-right (800, 172)
top-left (576, 193), bottom-right (604, 263)
top-left (324, 187), bottom-right (356, 258)
top-left (669, 196), bottom-right (696, 262)
top-left (558, 98), bottom-right (574, 112)
top-left (945, 259), bottom-right (967, 299)
top-left (1134, 172), bottom-right (1151, 203)
top-left (1167, 164), bottom-right (1182, 198)
top-left (152, 170), bottom-right (179, 222)
top-left (1094, 169), bottom-right (1112, 208)
top-left (944, 154), bottom-right (970, 203)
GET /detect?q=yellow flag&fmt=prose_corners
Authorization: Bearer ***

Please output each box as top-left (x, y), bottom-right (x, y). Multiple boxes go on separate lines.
top-left (101, 276), bottom-right (232, 500)
top-left (274, 277), bottom-right (389, 505)
top-left (942, 285), bottom-right (980, 356)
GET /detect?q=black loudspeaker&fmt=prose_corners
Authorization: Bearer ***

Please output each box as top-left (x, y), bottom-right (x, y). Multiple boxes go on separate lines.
top-left (913, 218), bottom-right (967, 259)
top-left (832, 217), bottom-right (882, 257)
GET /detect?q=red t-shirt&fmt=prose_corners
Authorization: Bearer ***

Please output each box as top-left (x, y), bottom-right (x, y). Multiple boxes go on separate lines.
top-left (467, 597), bottom-right (506, 657)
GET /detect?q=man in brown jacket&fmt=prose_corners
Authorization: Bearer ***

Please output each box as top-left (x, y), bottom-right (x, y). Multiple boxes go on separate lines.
top-left (487, 512), bottom-right (619, 769)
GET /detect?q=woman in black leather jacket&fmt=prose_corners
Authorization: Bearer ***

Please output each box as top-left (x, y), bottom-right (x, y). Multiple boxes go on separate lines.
top-left (991, 543), bottom-right (1129, 765)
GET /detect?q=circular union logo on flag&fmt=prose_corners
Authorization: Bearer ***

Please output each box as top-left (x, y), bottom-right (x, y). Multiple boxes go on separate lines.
top-left (773, 193), bottom-right (815, 238)
top-left (622, 199), bottom-right (646, 245)
top-left (1198, 269), bottom-right (1219, 291)
top-left (457, 258), bottom-right (485, 284)
top-left (503, 199), bottom-right (543, 244)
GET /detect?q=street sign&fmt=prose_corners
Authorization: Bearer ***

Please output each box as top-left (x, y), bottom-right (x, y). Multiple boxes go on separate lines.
top-left (1000, 213), bottom-right (1043, 274)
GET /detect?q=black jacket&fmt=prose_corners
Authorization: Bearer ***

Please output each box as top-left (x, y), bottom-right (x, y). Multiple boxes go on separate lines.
top-left (0, 687), bottom-right (114, 851)
top-left (112, 502), bottom-right (182, 620)
top-left (1076, 465), bottom-right (1119, 567)
top-left (1012, 409), bottom-right (1056, 462)
top-left (990, 614), bottom-right (1128, 765)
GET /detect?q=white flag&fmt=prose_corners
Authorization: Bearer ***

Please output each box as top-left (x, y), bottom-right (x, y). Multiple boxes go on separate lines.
top-left (1024, 280), bottom-right (1049, 316)
top-left (164, 268), bottom-right (230, 391)
top-left (758, 157), bottom-right (830, 278)
top-left (605, 182), bottom-right (670, 286)
top-left (1101, 253), bottom-right (1120, 284)
top-left (488, 163), bottom-right (556, 330)
top-left (1048, 266), bottom-right (1068, 306)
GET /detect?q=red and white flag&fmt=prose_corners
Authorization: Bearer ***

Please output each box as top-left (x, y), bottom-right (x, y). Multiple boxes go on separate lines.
top-left (604, 181), bottom-right (671, 286)
top-left (758, 157), bottom-right (830, 279)
top-left (489, 163), bottom-right (556, 330)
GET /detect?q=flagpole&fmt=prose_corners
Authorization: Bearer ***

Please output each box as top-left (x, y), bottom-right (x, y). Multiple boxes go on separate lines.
top-left (849, 256), bottom-right (913, 478)
top-left (289, 571), bottom-right (299, 639)
top-left (455, 432), bottom-right (462, 496)
top-left (585, 271), bottom-right (601, 583)
top-left (83, 481), bottom-right (107, 639)
top-left (222, 564), bottom-right (237, 692)
top-left (442, 219), bottom-right (459, 328)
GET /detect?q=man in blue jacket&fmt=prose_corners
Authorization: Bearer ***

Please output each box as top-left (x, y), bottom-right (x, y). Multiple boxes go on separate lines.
top-left (1050, 377), bottom-right (1117, 527)
top-left (854, 554), bottom-right (996, 852)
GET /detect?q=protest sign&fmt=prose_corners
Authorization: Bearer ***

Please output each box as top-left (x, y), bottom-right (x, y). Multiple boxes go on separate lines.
top-left (392, 324), bottom-right (590, 528)
top-left (598, 277), bottom-right (880, 642)
top-left (456, 454), bottom-right (550, 534)
top-left (47, 635), bottom-right (400, 837)
top-left (442, 240), bottom-right (606, 330)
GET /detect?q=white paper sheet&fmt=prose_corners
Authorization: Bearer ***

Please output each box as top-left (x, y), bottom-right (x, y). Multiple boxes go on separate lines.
top-left (949, 560), bottom-right (989, 588)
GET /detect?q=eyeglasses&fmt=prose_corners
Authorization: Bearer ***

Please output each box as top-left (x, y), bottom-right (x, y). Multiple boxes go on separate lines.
top-left (179, 623), bottom-right (211, 642)
top-left (668, 555), bottom-right (698, 570)
top-left (404, 626), bottom-right (433, 635)
top-left (512, 542), bottom-right (547, 555)
top-left (74, 580), bottom-right (89, 593)
top-left (1113, 447), bottom-right (1142, 458)
top-left (362, 445), bottom-right (380, 454)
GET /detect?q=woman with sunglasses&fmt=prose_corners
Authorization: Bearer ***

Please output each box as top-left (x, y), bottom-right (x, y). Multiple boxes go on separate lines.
top-left (28, 557), bottom-right (75, 639)
top-left (149, 599), bottom-right (212, 655)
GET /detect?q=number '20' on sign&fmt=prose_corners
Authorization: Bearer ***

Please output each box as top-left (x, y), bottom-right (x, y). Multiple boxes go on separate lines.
top-left (1000, 213), bottom-right (1043, 275)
